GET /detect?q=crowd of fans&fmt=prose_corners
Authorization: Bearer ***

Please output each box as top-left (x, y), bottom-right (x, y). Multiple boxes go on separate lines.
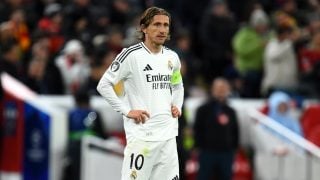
top-left (1, 0), bottom-right (320, 99)
top-left (2, 0), bottom-right (320, 179)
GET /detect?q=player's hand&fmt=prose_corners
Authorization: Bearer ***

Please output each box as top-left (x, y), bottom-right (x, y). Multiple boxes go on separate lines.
top-left (171, 105), bottom-right (181, 118)
top-left (127, 110), bottom-right (150, 124)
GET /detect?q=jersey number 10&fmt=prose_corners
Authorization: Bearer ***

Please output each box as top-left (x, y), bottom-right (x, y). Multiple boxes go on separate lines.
top-left (130, 153), bottom-right (145, 170)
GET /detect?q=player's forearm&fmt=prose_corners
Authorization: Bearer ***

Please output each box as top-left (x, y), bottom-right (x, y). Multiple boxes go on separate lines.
top-left (97, 78), bottom-right (130, 116)
top-left (171, 83), bottom-right (184, 113)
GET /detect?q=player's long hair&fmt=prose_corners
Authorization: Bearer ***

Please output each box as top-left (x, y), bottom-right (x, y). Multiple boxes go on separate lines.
top-left (137, 7), bottom-right (171, 41)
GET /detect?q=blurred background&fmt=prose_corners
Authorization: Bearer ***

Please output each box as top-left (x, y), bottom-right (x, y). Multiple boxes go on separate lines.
top-left (1, 0), bottom-right (320, 179)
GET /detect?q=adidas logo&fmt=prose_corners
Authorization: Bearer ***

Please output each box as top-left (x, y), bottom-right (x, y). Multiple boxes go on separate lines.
top-left (143, 64), bottom-right (153, 71)
top-left (171, 175), bottom-right (179, 180)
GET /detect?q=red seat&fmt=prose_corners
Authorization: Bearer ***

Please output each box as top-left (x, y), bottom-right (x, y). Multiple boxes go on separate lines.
top-left (185, 149), bottom-right (253, 180)
top-left (301, 105), bottom-right (320, 141)
top-left (308, 125), bottom-right (320, 147)
top-left (232, 148), bottom-right (253, 180)
top-left (109, 131), bottom-right (126, 145)
top-left (260, 104), bottom-right (269, 115)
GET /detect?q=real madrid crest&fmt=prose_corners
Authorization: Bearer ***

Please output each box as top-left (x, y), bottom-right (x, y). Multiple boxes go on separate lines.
top-left (168, 60), bottom-right (173, 71)
top-left (130, 170), bottom-right (137, 180)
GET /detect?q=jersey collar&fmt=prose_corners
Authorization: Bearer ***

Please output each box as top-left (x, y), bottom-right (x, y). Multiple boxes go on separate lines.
top-left (140, 42), bottom-right (163, 54)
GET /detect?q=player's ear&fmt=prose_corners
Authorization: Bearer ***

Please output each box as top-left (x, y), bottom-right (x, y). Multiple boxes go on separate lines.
top-left (141, 24), bottom-right (147, 34)
top-left (142, 28), bottom-right (147, 34)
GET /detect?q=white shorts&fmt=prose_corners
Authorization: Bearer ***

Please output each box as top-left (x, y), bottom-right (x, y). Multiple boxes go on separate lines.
top-left (121, 137), bottom-right (179, 180)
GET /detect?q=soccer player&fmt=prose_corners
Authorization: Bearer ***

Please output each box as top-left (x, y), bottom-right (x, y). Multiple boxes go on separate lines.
top-left (97, 6), bottom-right (184, 180)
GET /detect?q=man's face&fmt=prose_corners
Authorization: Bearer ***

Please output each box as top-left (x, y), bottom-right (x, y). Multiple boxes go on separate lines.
top-left (278, 102), bottom-right (288, 114)
top-left (211, 80), bottom-right (230, 102)
top-left (143, 15), bottom-right (170, 45)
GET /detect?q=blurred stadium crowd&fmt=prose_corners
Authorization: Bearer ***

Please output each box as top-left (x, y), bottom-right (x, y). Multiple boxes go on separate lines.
top-left (2, 0), bottom-right (320, 179)
top-left (1, 0), bottom-right (320, 99)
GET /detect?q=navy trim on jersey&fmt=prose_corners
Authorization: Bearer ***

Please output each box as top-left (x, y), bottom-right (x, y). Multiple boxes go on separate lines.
top-left (116, 44), bottom-right (141, 62)
top-left (140, 42), bottom-right (151, 54)
top-left (120, 46), bottom-right (142, 63)
top-left (117, 45), bottom-right (142, 63)
top-left (117, 44), bottom-right (141, 60)
top-left (141, 42), bottom-right (166, 54)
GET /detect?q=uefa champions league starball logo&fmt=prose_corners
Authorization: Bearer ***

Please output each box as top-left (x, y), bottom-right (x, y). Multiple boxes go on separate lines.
top-left (110, 61), bottom-right (120, 72)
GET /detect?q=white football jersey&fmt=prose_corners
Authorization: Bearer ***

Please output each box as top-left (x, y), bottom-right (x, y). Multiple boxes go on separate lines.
top-left (97, 42), bottom-right (184, 141)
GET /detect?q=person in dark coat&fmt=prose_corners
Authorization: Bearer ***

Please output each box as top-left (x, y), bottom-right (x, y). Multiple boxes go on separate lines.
top-left (0, 38), bottom-right (23, 80)
top-left (198, 1), bottom-right (238, 84)
top-left (193, 77), bottom-right (239, 180)
top-left (63, 91), bottom-right (108, 180)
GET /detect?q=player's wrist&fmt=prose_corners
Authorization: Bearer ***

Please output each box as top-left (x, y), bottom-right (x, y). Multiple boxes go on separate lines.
top-left (121, 108), bottom-right (131, 117)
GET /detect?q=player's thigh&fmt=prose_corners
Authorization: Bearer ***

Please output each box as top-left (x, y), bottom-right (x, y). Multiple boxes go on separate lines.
top-left (121, 139), bottom-right (161, 180)
top-left (150, 138), bottom-right (179, 180)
